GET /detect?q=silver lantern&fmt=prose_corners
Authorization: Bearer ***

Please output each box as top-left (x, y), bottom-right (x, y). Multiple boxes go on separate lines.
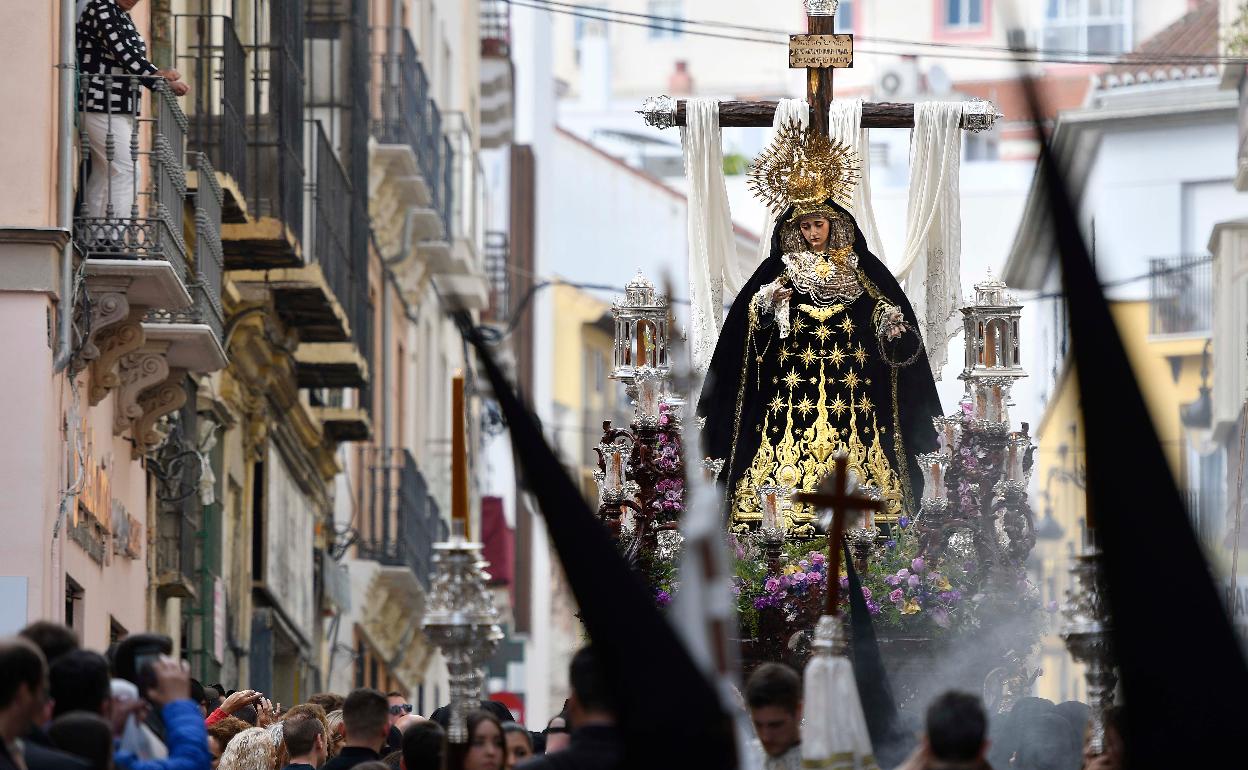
top-left (611, 271), bottom-right (670, 385)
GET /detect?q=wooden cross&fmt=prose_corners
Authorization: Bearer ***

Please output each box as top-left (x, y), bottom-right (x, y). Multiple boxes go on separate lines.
top-left (793, 455), bottom-right (883, 616)
top-left (638, 2), bottom-right (1001, 138)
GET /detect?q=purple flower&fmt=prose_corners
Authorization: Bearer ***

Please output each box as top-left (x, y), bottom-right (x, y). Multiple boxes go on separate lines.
top-left (764, 577), bottom-right (781, 593)
top-left (810, 553), bottom-right (826, 566)
top-left (861, 586), bottom-right (872, 600)
top-left (659, 414), bottom-right (670, 426)
top-left (907, 574), bottom-right (920, 588)
top-left (839, 576), bottom-right (849, 589)
top-left (961, 402), bottom-right (973, 415)
top-left (657, 434), bottom-right (667, 444)
top-left (898, 516), bottom-right (910, 529)
top-left (866, 600), bottom-right (881, 616)
top-left (896, 568), bottom-right (910, 580)
top-left (799, 560), bottom-right (810, 570)
top-left (885, 575), bottom-right (901, 587)
top-left (1046, 600), bottom-right (1059, 613)
top-left (889, 588), bottom-right (904, 604)
top-left (656, 590), bottom-right (671, 607)
top-left (753, 596), bottom-right (771, 610)
top-left (886, 538), bottom-right (897, 550)
top-left (792, 571), bottom-right (807, 584)
top-left (931, 608), bottom-right (950, 628)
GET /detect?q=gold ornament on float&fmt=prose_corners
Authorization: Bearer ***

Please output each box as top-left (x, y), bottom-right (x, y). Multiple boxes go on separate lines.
top-left (747, 120), bottom-right (861, 221)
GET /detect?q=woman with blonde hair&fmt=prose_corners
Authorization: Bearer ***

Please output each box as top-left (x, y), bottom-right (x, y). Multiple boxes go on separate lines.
top-left (218, 727), bottom-right (277, 770)
top-left (325, 709), bottom-right (346, 760)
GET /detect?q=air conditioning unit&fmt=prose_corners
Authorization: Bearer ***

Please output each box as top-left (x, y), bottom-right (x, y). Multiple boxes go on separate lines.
top-left (875, 60), bottom-right (920, 100)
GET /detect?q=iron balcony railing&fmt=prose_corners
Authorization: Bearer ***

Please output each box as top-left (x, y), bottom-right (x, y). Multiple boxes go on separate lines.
top-left (445, 112), bottom-right (482, 249)
top-left (143, 153), bottom-right (224, 344)
top-left (1149, 256), bottom-right (1212, 336)
top-left (75, 75), bottom-right (188, 277)
top-left (245, 0), bottom-right (305, 236)
top-left (306, 121), bottom-right (365, 337)
top-left (483, 231), bottom-right (510, 323)
top-left (360, 448), bottom-right (445, 591)
top-left (481, 0), bottom-right (511, 57)
top-left (351, 196), bottom-right (373, 412)
top-left (172, 14), bottom-right (247, 196)
top-left (372, 28), bottom-right (448, 233)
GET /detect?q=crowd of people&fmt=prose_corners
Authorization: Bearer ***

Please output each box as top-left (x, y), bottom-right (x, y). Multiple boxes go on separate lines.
top-left (0, 621), bottom-right (1122, 770)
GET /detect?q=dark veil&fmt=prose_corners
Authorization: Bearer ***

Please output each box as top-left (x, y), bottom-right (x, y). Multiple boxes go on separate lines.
top-left (697, 197), bottom-right (943, 510)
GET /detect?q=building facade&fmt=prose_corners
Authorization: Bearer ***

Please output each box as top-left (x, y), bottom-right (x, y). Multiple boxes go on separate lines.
top-left (0, 0), bottom-right (513, 708)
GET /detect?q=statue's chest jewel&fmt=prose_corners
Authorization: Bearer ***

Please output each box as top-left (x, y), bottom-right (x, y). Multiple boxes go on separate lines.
top-left (783, 248), bottom-right (863, 306)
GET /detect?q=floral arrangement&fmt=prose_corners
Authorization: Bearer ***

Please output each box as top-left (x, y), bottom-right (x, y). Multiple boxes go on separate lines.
top-left (731, 518), bottom-right (984, 639)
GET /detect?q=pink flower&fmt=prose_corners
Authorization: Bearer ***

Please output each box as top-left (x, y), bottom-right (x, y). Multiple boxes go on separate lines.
top-left (810, 553), bottom-right (826, 566)
top-left (764, 577), bottom-right (781, 593)
top-left (860, 586), bottom-right (872, 600)
top-left (889, 588), bottom-right (904, 604)
top-left (792, 571), bottom-right (807, 584)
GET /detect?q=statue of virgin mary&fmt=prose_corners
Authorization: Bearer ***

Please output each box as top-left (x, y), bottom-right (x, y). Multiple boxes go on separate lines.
top-left (698, 123), bottom-right (943, 534)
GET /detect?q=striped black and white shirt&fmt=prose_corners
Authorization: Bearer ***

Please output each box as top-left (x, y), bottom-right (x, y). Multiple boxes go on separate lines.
top-left (77, 0), bottom-right (159, 115)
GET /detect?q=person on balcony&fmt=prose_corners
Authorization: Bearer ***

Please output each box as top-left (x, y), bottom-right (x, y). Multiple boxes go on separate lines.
top-left (76, 0), bottom-right (190, 223)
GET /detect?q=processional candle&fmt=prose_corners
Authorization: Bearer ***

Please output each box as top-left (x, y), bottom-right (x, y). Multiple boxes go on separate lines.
top-left (759, 487), bottom-right (781, 530)
top-left (637, 373), bottom-right (661, 420)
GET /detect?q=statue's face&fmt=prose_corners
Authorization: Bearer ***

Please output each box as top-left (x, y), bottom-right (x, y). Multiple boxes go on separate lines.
top-left (799, 216), bottom-right (830, 251)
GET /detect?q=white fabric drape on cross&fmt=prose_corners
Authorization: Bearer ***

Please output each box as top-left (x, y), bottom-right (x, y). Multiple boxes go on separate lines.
top-left (895, 102), bottom-right (963, 379)
top-left (682, 99), bottom-right (739, 374)
top-left (827, 98), bottom-right (886, 260)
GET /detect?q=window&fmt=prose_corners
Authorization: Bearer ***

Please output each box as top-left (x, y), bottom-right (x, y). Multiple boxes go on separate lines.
top-left (835, 0), bottom-right (854, 33)
top-left (1044, 0), bottom-right (1130, 55)
top-left (648, 0), bottom-right (684, 40)
top-left (944, 0), bottom-right (984, 29)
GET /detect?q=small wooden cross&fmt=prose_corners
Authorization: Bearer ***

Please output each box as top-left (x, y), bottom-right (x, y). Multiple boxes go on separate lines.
top-left (793, 455), bottom-right (884, 616)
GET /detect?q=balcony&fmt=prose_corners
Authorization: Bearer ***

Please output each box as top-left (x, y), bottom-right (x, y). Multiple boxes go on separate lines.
top-left (74, 76), bottom-right (208, 426)
top-left (370, 28), bottom-right (449, 267)
top-left (153, 398), bottom-right (202, 599)
top-left (482, 231), bottom-right (510, 324)
top-left (172, 13), bottom-right (249, 222)
top-left (480, 0), bottom-right (514, 150)
top-left (1149, 256), bottom-right (1212, 337)
top-left (431, 114), bottom-right (487, 309)
top-left (237, 123), bottom-right (369, 388)
top-left (223, 0), bottom-right (306, 268)
top-left (359, 448), bottom-right (445, 591)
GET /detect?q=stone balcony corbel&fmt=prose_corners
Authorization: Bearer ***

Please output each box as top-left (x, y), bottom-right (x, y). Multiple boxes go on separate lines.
top-left (81, 260), bottom-right (191, 404)
top-left (133, 368), bottom-right (190, 459)
top-left (114, 342), bottom-right (173, 436)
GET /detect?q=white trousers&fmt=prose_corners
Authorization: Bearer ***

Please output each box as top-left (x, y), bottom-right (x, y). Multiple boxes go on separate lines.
top-left (83, 112), bottom-right (140, 220)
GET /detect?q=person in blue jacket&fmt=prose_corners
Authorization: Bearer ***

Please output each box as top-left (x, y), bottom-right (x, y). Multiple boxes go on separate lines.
top-left (115, 657), bottom-right (211, 770)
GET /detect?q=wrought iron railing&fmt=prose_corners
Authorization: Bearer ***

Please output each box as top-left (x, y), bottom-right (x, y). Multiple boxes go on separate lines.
top-left (307, 121), bottom-right (360, 331)
top-left (172, 14), bottom-right (247, 194)
top-left (1149, 256), bottom-right (1212, 336)
top-left (351, 196), bottom-right (373, 412)
top-left (74, 75), bottom-right (188, 277)
top-left (481, 0), bottom-right (511, 57)
top-left (483, 231), bottom-right (510, 322)
top-left (360, 448), bottom-right (444, 591)
top-left (245, 0), bottom-right (305, 234)
top-left (372, 27), bottom-right (446, 228)
top-left (143, 154), bottom-right (225, 346)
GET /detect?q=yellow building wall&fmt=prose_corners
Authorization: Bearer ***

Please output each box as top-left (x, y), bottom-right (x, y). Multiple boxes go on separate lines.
top-left (1032, 300), bottom-right (1209, 703)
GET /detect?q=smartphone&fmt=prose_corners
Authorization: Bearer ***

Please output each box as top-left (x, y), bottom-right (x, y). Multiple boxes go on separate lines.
top-left (133, 649), bottom-right (163, 694)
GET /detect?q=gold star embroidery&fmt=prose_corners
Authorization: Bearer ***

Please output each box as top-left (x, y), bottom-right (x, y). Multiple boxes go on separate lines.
top-left (768, 395), bottom-right (784, 414)
top-left (839, 317), bottom-right (855, 335)
top-left (791, 316), bottom-right (806, 335)
top-left (830, 396), bottom-right (848, 418)
top-left (853, 344), bottom-right (868, 366)
top-left (814, 324), bottom-right (832, 343)
top-left (796, 396), bottom-right (815, 417)
top-left (778, 345), bottom-right (792, 364)
top-left (841, 370), bottom-right (861, 390)
top-left (799, 345), bottom-right (817, 367)
top-left (783, 370), bottom-right (801, 390)
top-left (858, 395), bottom-right (874, 414)
top-left (828, 343), bottom-right (846, 367)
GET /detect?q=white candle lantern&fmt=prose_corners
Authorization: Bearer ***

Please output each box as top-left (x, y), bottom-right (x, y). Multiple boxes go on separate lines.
top-left (611, 271), bottom-right (671, 383)
top-left (918, 452), bottom-right (949, 502)
top-left (634, 367), bottom-right (664, 427)
top-left (959, 269), bottom-right (1027, 407)
top-left (757, 484), bottom-right (792, 531)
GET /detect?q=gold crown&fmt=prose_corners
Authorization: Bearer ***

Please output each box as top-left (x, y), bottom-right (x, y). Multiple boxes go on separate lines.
top-left (748, 121), bottom-right (860, 221)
